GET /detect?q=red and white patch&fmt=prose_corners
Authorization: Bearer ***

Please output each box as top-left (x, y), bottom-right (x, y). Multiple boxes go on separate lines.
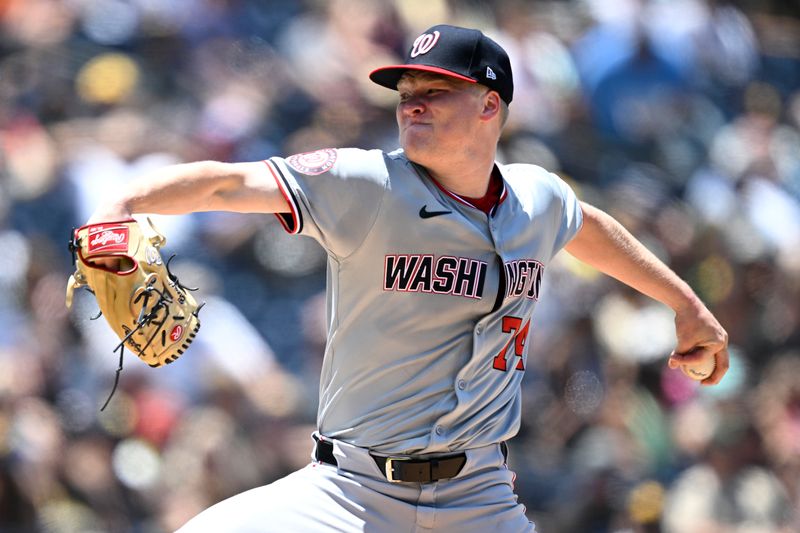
top-left (410, 31), bottom-right (441, 58)
top-left (286, 148), bottom-right (337, 175)
top-left (87, 224), bottom-right (129, 254)
top-left (170, 325), bottom-right (184, 342)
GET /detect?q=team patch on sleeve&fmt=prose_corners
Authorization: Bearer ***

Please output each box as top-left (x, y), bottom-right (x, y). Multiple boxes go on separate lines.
top-left (286, 148), bottom-right (338, 175)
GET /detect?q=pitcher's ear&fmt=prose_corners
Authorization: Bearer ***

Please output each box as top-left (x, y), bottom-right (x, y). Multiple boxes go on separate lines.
top-left (480, 90), bottom-right (501, 122)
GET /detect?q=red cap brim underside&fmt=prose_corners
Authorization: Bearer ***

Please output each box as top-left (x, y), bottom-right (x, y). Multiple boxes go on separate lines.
top-left (369, 64), bottom-right (477, 90)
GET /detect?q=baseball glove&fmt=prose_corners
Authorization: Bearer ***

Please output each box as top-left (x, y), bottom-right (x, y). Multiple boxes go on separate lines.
top-left (66, 218), bottom-right (202, 408)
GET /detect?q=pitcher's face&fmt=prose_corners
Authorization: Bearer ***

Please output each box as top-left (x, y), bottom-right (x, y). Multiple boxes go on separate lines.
top-left (396, 72), bottom-right (488, 166)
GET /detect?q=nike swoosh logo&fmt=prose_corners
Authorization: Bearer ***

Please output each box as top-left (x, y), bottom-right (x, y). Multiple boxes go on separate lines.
top-left (419, 205), bottom-right (453, 219)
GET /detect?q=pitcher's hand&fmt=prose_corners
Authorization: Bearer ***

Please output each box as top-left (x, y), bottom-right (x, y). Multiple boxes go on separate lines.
top-left (668, 301), bottom-right (729, 385)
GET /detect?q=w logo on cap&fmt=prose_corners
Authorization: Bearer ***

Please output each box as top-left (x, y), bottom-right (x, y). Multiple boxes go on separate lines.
top-left (369, 24), bottom-right (514, 105)
top-left (410, 31), bottom-right (441, 58)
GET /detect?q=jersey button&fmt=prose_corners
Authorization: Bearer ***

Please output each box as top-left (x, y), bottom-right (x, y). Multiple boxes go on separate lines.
top-left (435, 425), bottom-right (445, 436)
top-left (476, 324), bottom-right (484, 335)
top-left (457, 379), bottom-right (467, 390)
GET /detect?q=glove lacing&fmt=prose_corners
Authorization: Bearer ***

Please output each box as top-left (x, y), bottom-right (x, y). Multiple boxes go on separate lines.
top-left (99, 255), bottom-right (203, 411)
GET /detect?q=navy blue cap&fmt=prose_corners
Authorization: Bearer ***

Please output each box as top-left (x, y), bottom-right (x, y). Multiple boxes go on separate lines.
top-left (370, 24), bottom-right (514, 105)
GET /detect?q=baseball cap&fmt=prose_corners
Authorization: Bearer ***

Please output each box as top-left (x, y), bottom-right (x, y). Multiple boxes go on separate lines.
top-left (369, 24), bottom-right (514, 105)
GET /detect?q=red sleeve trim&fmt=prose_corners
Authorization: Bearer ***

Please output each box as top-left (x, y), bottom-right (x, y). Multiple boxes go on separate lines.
top-left (264, 159), bottom-right (302, 235)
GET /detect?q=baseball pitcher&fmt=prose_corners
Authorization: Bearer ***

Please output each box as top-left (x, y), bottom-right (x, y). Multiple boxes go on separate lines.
top-left (81, 24), bottom-right (728, 532)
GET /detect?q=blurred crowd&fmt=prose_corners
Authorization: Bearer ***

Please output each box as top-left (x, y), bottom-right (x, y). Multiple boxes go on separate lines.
top-left (1, 0), bottom-right (799, 532)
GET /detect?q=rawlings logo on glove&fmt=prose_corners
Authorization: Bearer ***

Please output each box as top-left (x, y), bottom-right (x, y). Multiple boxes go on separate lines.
top-left (88, 225), bottom-right (129, 252)
top-left (66, 218), bottom-right (202, 409)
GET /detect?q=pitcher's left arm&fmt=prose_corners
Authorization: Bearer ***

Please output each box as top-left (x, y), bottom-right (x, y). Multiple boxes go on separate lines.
top-left (564, 202), bottom-right (729, 384)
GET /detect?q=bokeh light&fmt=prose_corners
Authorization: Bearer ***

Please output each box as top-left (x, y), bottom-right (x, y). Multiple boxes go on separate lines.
top-left (76, 53), bottom-right (140, 105)
top-left (564, 370), bottom-right (604, 416)
top-left (112, 438), bottom-right (162, 489)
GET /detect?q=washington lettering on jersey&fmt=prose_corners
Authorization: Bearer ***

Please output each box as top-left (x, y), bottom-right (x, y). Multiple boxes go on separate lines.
top-left (384, 254), bottom-right (487, 299)
top-left (504, 259), bottom-right (544, 300)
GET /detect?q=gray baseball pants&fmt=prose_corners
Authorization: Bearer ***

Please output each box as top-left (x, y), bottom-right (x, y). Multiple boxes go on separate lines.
top-left (177, 436), bottom-right (535, 532)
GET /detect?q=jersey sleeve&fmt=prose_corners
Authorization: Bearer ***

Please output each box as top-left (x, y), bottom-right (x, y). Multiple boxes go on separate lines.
top-left (548, 171), bottom-right (583, 254)
top-left (264, 148), bottom-right (388, 258)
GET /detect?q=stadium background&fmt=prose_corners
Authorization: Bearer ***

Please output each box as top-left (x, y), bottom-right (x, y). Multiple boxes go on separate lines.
top-left (1, 0), bottom-right (799, 531)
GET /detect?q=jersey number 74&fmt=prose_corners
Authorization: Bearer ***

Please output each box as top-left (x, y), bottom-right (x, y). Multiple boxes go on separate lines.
top-left (492, 316), bottom-right (530, 372)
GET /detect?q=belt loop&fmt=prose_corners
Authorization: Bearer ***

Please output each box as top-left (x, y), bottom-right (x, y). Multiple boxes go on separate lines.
top-left (430, 459), bottom-right (439, 480)
top-left (313, 435), bottom-right (338, 467)
top-left (312, 432), bottom-right (322, 458)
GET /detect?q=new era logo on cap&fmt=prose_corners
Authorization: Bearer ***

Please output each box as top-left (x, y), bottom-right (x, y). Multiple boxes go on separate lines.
top-left (369, 24), bottom-right (514, 105)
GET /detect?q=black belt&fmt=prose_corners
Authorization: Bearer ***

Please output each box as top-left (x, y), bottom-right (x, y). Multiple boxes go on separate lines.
top-left (313, 437), bottom-right (468, 483)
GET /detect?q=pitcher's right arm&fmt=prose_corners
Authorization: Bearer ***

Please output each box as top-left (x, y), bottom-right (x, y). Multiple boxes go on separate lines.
top-left (88, 161), bottom-right (289, 223)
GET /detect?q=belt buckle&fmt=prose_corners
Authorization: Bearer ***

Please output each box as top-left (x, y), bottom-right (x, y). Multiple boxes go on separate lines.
top-left (384, 456), bottom-right (410, 482)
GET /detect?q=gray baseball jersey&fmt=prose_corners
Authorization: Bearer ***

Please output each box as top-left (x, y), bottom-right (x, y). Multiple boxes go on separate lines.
top-left (264, 147), bottom-right (582, 455)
